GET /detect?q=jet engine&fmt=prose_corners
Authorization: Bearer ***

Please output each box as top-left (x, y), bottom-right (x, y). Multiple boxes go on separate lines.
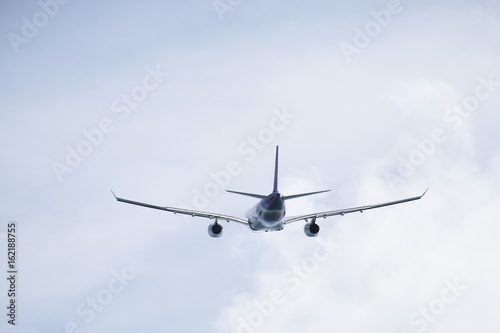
top-left (304, 221), bottom-right (320, 237)
top-left (208, 222), bottom-right (223, 238)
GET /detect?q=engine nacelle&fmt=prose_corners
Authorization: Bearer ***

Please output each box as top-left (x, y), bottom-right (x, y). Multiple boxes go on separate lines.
top-left (208, 222), bottom-right (223, 238)
top-left (304, 222), bottom-right (320, 237)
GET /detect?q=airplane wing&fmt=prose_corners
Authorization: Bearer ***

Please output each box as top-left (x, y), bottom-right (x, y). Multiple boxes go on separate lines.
top-left (283, 188), bottom-right (428, 225)
top-left (111, 191), bottom-right (249, 225)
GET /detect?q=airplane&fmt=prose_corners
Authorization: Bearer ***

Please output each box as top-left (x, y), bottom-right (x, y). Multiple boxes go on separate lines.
top-left (112, 146), bottom-right (427, 237)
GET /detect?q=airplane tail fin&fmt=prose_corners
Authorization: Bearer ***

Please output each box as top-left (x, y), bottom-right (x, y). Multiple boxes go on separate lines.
top-left (273, 145), bottom-right (279, 193)
top-left (226, 146), bottom-right (280, 199)
top-left (227, 146), bottom-right (330, 200)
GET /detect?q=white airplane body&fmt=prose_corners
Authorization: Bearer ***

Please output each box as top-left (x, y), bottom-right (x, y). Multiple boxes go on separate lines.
top-left (113, 146), bottom-right (427, 237)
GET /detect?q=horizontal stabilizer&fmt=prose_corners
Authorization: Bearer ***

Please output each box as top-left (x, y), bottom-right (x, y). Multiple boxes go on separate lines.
top-left (226, 190), bottom-right (268, 200)
top-left (283, 189), bottom-right (330, 200)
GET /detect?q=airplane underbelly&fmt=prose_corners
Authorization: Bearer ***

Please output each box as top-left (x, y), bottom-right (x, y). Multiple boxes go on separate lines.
top-left (249, 219), bottom-right (283, 232)
top-left (246, 209), bottom-right (283, 232)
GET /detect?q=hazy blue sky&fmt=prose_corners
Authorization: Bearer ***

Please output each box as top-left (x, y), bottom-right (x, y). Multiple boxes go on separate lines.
top-left (1, 0), bottom-right (499, 332)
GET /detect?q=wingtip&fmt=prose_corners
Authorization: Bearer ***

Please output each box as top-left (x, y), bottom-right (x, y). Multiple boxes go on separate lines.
top-left (421, 187), bottom-right (429, 197)
top-left (110, 189), bottom-right (118, 200)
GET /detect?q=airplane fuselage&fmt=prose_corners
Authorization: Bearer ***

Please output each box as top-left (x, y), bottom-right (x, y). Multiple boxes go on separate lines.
top-left (246, 192), bottom-right (286, 232)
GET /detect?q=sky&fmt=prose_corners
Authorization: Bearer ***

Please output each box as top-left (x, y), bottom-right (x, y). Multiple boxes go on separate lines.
top-left (1, 0), bottom-right (500, 332)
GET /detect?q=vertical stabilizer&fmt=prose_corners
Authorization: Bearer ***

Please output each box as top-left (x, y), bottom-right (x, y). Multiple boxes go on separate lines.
top-left (273, 146), bottom-right (279, 193)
